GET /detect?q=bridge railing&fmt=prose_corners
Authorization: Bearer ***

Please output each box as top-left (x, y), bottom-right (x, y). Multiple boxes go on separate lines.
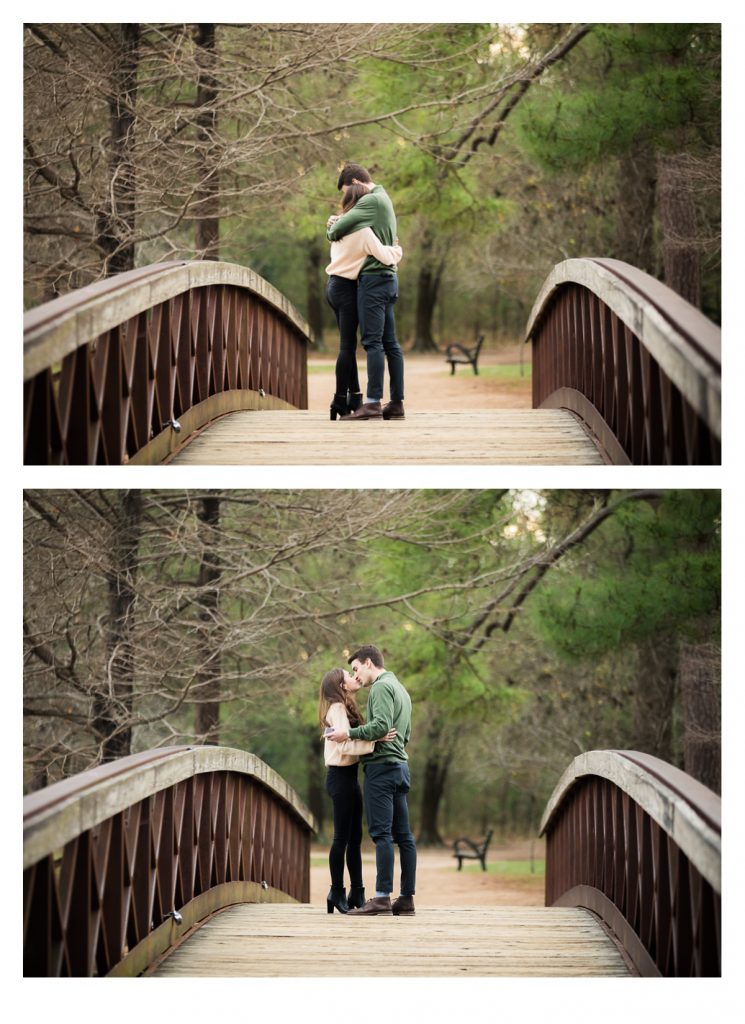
top-left (23, 261), bottom-right (313, 465)
top-left (526, 258), bottom-right (721, 464)
top-left (540, 750), bottom-right (721, 976)
top-left (23, 746), bottom-right (317, 977)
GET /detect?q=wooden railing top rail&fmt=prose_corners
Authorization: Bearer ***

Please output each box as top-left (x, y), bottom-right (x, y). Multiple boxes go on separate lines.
top-left (23, 745), bottom-right (317, 870)
top-left (525, 257), bottom-right (721, 437)
top-left (23, 259), bottom-right (314, 381)
top-left (539, 749), bottom-right (721, 893)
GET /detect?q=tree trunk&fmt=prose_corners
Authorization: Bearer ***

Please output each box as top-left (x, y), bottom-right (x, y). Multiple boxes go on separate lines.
top-left (306, 237), bottom-right (326, 348)
top-left (417, 718), bottom-right (452, 845)
top-left (614, 150), bottom-right (657, 274)
top-left (656, 152), bottom-right (701, 306)
top-left (632, 637), bottom-right (678, 763)
top-left (95, 24), bottom-right (139, 276)
top-left (93, 490), bottom-right (142, 761)
top-left (412, 232), bottom-right (444, 352)
top-left (679, 641), bottom-right (720, 793)
top-left (194, 494), bottom-right (222, 743)
top-left (195, 24), bottom-right (220, 260)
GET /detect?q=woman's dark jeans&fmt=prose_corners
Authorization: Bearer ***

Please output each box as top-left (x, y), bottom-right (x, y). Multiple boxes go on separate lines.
top-left (325, 275), bottom-right (361, 398)
top-left (325, 763), bottom-right (364, 890)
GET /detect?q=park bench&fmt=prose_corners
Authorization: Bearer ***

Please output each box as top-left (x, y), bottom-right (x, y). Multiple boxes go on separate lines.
top-left (445, 334), bottom-right (485, 375)
top-left (452, 828), bottom-right (494, 871)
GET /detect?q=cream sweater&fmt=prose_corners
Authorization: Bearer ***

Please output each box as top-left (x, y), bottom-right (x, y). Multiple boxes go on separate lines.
top-left (323, 702), bottom-right (374, 766)
top-left (326, 227), bottom-right (402, 280)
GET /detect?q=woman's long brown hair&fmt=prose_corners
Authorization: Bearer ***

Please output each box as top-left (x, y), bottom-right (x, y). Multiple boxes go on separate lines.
top-left (341, 183), bottom-right (368, 213)
top-left (318, 668), bottom-right (364, 733)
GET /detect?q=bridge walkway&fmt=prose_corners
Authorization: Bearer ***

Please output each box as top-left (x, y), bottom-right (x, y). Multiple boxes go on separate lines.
top-left (150, 903), bottom-right (631, 977)
top-left (168, 409), bottom-right (604, 465)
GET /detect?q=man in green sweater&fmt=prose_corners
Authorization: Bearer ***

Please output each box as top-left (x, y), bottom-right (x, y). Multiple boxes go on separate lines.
top-left (326, 163), bottom-right (405, 421)
top-left (326, 643), bottom-right (417, 915)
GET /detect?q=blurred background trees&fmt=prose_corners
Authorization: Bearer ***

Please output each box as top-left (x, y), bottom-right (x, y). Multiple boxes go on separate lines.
top-left (23, 489), bottom-right (721, 841)
top-left (24, 22), bottom-right (721, 336)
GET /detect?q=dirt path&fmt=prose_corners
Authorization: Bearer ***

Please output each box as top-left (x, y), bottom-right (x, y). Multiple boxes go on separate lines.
top-left (307, 346), bottom-right (532, 413)
top-left (310, 838), bottom-right (545, 908)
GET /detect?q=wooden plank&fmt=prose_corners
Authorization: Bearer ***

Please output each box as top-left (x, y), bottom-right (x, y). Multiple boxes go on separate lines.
top-left (168, 410), bottom-right (605, 465)
top-left (150, 904), bottom-right (631, 977)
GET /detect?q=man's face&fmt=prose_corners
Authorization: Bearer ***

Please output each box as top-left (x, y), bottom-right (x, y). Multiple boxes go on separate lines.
top-left (350, 658), bottom-right (377, 687)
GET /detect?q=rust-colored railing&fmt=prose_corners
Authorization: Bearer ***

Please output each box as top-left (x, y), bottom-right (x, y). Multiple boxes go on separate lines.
top-left (526, 259), bottom-right (721, 464)
top-left (24, 261), bottom-right (312, 464)
top-left (540, 750), bottom-right (721, 976)
top-left (23, 746), bottom-right (317, 976)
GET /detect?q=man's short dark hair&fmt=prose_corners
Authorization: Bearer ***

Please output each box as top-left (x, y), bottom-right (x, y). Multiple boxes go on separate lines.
top-left (348, 644), bottom-right (385, 668)
top-left (337, 162), bottom-right (372, 191)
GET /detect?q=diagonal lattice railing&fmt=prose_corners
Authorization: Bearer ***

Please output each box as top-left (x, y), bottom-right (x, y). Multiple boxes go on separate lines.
top-left (540, 750), bottom-right (720, 976)
top-left (24, 261), bottom-right (312, 465)
top-left (23, 746), bottom-right (317, 977)
top-left (526, 259), bottom-right (721, 464)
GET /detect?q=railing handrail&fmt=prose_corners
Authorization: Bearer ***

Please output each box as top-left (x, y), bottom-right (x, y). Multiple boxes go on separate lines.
top-left (525, 257), bottom-right (721, 438)
top-left (23, 745), bottom-right (317, 871)
top-left (539, 749), bottom-right (721, 893)
top-left (23, 259), bottom-right (314, 382)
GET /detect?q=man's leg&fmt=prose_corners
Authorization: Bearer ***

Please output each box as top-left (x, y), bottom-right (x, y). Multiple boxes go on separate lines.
top-left (362, 763), bottom-right (396, 895)
top-left (357, 275), bottom-right (394, 403)
top-left (381, 282), bottom-right (405, 404)
top-left (392, 763), bottom-right (417, 898)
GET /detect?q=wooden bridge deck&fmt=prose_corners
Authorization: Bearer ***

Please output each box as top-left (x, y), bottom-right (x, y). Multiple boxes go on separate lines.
top-left (150, 904), bottom-right (631, 977)
top-left (168, 410), bottom-right (604, 465)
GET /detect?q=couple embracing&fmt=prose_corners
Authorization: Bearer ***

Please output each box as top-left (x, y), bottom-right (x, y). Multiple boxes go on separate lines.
top-left (319, 644), bottom-right (417, 916)
top-left (324, 163), bottom-right (406, 421)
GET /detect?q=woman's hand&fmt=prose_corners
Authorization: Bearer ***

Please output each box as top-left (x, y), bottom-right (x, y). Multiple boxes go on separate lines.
top-left (325, 728), bottom-right (349, 742)
top-left (381, 728), bottom-right (397, 742)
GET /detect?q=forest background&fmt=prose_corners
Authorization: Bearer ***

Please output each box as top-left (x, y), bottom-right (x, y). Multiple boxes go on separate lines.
top-left (23, 22), bottom-right (721, 350)
top-left (23, 489), bottom-right (721, 845)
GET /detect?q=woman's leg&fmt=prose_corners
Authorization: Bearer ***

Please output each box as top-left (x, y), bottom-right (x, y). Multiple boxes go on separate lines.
top-left (345, 775), bottom-right (364, 889)
top-left (326, 277), bottom-right (360, 396)
top-left (325, 766), bottom-right (356, 888)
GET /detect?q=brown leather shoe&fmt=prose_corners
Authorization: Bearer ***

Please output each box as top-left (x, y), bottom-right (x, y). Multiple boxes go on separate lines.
top-left (382, 401), bottom-right (405, 420)
top-left (391, 895), bottom-right (415, 916)
top-left (346, 896), bottom-right (392, 915)
top-left (341, 402), bottom-right (382, 420)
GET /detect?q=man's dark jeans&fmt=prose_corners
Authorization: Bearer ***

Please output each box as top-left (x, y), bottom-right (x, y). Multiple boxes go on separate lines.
top-left (357, 273), bottom-right (405, 403)
top-left (363, 761), bottom-right (417, 896)
top-left (325, 275), bottom-right (361, 398)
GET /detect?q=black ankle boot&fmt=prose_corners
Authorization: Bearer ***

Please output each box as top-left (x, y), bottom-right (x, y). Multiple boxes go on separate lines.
top-left (327, 887), bottom-right (349, 914)
top-left (330, 395), bottom-right (349, 420)
top-left (347, 886), bottom-right (365, 909)
top-left (347, 392), bottom-right (363, 414)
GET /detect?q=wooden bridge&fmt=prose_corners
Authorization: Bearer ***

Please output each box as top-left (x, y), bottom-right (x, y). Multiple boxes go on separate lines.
top-left (23, 746), bottom-right (720, 977)
top-left (23, 257), bottom-right (720, 466)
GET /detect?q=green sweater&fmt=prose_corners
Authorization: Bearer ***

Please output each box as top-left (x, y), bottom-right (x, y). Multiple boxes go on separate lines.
top-left (348, 670), bottom-right (411, 763)
top-left (326, 185), bottom-right (398, 276)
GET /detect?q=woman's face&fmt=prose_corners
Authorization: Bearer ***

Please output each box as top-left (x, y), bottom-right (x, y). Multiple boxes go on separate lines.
top-left (342, 669), bottom-right (361, 693)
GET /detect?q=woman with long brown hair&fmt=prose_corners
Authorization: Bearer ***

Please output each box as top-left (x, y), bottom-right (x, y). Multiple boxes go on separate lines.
top-left (319, 666), bottom-right (395, 913)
